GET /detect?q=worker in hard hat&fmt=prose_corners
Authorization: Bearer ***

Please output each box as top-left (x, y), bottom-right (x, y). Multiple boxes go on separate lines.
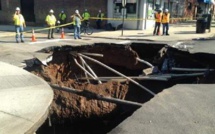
top-left (45, 9), bottom-right (56, 39)
top-left (162, 9), bottom-right (170, 35)
top-left (96, 10), bottom-right (104, 29)
top-left (13, 7), bottom-right (26, 43)
top-left (82, 9), bottom-right (90, 27)
top-left (71, 10), bottom-right (82, 39)
top-left (58, 10), bottom-right (67, 29)
top-left (153, 8), bottom-right (162, 35)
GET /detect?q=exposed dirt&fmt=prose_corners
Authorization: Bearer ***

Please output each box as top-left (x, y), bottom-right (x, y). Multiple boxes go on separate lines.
top-left (27, 43), bottom-right (215, 134)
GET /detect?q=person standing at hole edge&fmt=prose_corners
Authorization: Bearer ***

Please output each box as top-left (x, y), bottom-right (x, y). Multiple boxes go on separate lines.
top-left (58, 10), bottom-right (67, 32)
top-left (162, 9), bottom-right (170, 36)
top-left (71, 10), bottom-right (82, 39)
top-left (96, 10), bottom-right (104, 29)
top-left (153, 8), bottom-right (162, 35)
top-left (46, 9), bottom-right (56, 39)
top-left (82, 9), bottom-right (90, 27)
top-left (13, 7), bottom-right (26, 43)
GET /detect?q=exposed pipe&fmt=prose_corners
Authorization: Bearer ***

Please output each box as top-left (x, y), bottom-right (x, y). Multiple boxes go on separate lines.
top-left (80, 76), bottom-right (168, 81)
top-left (49, 84), bottom-right (142, 108)
top-left (171, 67), bottom-right (214, 72)
top-left (80, 56), bottom-right (90, 83)
top-left (79, 56), bottom-right (102, 84)
top-left (81, 52), bottom-right (103, 57)
top-left (136, 57), bottom-right (154, 67)
top-left (78, 53), bottom-right (156, 96)
top-left (73, 58), bottom-right (97, 80)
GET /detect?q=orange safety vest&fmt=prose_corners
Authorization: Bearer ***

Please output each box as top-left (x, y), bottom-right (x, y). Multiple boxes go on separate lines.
top-left (162, 13), bottom-right (170, 23)
top-left (155, 12), bottom-right (162, 23)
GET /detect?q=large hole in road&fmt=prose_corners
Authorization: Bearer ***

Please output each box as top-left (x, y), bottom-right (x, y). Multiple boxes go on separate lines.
top-left (25, 42), bottom-right (215, 134)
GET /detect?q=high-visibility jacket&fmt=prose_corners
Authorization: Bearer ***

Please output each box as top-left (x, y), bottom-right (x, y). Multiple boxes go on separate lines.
top-left (162, 13), bottom-right (170, 23)
top-left (13, 14), bottom-right (25, 26)
top-left (59, 13), bottom-right (67, 21)
top-left (46, 14), bottom-right (56, 26)
top-left (97, 13), bottom-right (104, 20)
top-left (82, 12), bottom-right (90, 20)
top-left (155, 12), bottom-right (162, 23)
top-left (72, 15), bottom-right (81, 26)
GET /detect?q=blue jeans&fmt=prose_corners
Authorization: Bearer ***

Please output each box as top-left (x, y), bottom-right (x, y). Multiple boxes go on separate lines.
top-left (15, 25), bottom-right (24, 42)
top-left (162, 23), bottom-right (169, 35)
top-left (74, 25), bottom-right (81, 39)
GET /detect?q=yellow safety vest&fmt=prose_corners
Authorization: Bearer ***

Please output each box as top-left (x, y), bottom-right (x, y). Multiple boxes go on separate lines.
top-left (59, 13), bottom-right (67, 21)
top-left (13, 14), bottom-right (25, 26)
top-left (162, 13), bottom-right (170, 23)
top-left (46, 15), bottom-right (56, 26)
top-left (82, 12), bottom-right (90, 20)
top-left (97, 13), bottom-right (104, 20)
top-left (155, 13), bottom-right (162, 23)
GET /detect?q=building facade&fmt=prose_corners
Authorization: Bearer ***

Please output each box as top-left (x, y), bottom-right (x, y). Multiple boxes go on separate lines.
top-left (0, 0), bottom-right (107, 25)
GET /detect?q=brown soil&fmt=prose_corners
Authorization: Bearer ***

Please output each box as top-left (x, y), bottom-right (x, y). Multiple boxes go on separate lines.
top-left (29, 45), bottom-right (142, 121)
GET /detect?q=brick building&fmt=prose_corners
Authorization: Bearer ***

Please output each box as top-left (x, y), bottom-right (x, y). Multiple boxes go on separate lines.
top-left (0, 0), bottom-right (107, 25)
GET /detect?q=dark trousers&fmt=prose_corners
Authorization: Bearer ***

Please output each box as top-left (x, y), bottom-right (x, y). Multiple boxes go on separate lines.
top-left (162, 23), bottom-right (169, 35)
top-left (48, 26), bottom-right (54, 38)
top-left (96, 20), bottom-right (102, 29)
top-left (153, 22), bottom-right (161, 35)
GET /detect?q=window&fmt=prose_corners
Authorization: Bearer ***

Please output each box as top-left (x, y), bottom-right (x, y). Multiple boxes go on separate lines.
top-left (114, 0), bottom-right (137, 14)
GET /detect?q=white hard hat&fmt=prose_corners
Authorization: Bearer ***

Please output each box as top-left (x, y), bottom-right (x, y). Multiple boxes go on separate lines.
top-left (16, 7), bottom-right (20, 11)
top-left (49, 9), bottom-right (54, 13)
top-left (75, 10), bottom-right (79, 14)
top-left (165, 9), bottom-right (169, 12)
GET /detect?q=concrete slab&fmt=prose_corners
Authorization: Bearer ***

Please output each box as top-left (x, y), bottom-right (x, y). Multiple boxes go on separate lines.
top-left (109, 84), bottom-right (215, 134)
top-left (0, 62), bottom-right (53, 134)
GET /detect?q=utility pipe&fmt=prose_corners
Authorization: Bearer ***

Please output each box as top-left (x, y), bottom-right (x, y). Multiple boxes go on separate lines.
top-left (81, 52), bottom-right (103, 57)
top-left (79, 56), bottom-right (102, 84)
top-left (171, 67), bottom-right (214, 72)
top-left (73, 58), bottom-right (97, 80)
top-left (80, 76), bottom-right (168, 81)
top-left (50, 84), bottom-right (142, 108)
top-left (136, 57), bottom-right (154, 67)
top-left (78, 53), bottom-right (156, 96)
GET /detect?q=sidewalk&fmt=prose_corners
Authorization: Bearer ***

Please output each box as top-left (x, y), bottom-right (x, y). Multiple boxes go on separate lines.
top-left (86, 23), bottom-right (215, 42)
top-left (0, 61), bottom-right (53, 134)
top-left (0, 23), bottom-right (214, 42)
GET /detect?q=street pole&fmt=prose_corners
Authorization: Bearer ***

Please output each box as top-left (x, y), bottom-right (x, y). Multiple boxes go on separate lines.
top-left (121, 8), bottom-right (125, 36)
top-left (121, 0), bottom-right (126, 36)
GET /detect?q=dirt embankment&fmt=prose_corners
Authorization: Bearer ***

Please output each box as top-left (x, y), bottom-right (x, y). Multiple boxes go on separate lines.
top-left (28, 45), bottom-right (143, 122)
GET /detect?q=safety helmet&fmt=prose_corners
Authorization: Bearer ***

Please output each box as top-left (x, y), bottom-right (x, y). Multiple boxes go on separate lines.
top-left (75, 10), bottom-right (79, 14)
top-left (165, 9), bottom-right (169, 12)
top-left (49, 9), bottom-right (54, 13)
top-left (16, 7), bottom-right (20, 11)
top-left (99, 10), bottom-right (101, 13)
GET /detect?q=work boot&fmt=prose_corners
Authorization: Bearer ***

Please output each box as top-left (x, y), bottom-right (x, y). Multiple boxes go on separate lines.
top-left (21, 40), bottom-right (24, 43)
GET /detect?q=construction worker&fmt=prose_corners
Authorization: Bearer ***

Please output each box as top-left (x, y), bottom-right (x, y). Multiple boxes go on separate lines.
top-left (82, 9), bottom-right (90, 27)
top-left (71, 10), bottom-right (82, 39)
top-left (96, 10), bottom-right (104, 29)
top-left (13, 7), bottom-right (26, 43)
top-left (59, 10), bottom-right (67, 26)
top-left (46, 9), bottom-right (56, 39)
top-left (162, 9), bottom-right (170, 35)
top-left (153, 8), bottom-right (162, 35)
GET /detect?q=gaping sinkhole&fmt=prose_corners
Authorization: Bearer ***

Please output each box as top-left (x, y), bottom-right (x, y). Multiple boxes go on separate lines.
top-left (24, 42), bottom-right (215, 134)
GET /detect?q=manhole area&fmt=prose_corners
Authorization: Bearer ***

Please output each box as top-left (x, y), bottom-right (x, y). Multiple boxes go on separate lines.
top-left (24, 42), bottom-right (215, 134)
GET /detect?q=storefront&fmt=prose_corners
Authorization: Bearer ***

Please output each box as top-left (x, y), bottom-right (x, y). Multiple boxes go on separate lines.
top-left (107, 0), bottom-right (165, 30)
